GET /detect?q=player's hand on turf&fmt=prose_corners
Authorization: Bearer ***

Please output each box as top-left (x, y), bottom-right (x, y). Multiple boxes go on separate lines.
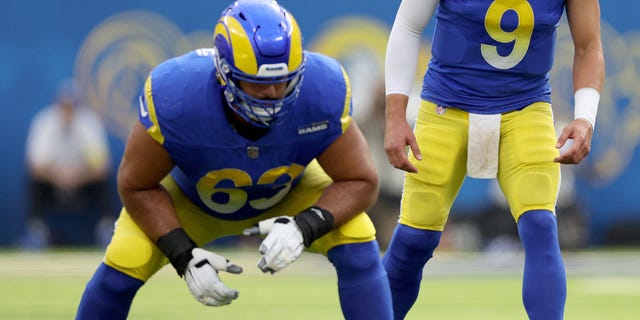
top-left (243, 216), bottom-right (304, 274)
top-left (183, 248), bottom-right (243, 306)
top-left (554, 118), bottom-right (593, 164)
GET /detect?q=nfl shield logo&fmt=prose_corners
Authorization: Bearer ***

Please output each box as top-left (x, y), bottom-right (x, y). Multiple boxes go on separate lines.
top-left (435, 105), bottom-right (446, 115)
top-left (247, 146), bottom-right (259, 159)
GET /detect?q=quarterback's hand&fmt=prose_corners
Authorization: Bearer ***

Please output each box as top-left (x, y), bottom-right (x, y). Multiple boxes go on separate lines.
top-left (554, 118), bottom-right (593, 164)
top-left (183, 248), bottom-right (243, 306)
top-left (244, 216), bottom-right (304, 274)
top-left (384, 94), bottom-right (422, 173)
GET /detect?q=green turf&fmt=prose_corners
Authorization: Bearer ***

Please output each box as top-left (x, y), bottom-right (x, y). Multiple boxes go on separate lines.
top-left (0, 249), bottom-right (638, 319)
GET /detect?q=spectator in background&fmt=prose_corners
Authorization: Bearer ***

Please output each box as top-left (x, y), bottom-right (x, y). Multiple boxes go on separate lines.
top-left (23, 78), bottom-right (113, 248)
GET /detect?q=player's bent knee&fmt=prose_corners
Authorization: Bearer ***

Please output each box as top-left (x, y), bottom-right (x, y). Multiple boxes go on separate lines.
top-left (338, 213), bottom-right (376, 239)
top-left (400, 188), bottom-right (447, 230)
top-left (309, 212), bottom-right (376, 255)
top-left (104, 235), bottom-right (161, 281)
top-left (328, 241), bottom-right (385, 285)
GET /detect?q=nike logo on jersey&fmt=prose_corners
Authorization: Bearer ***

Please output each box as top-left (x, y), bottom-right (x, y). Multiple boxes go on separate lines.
top-left (297, 121), bottom-right (329, 135)
top-left (139, 96), bottom-right (149, 117)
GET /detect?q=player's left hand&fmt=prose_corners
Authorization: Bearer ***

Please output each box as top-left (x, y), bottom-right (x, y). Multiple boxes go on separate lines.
top-left (183, 248), bottom-right (243, 306)
top-left (554, 118), bottom-right (593, 164)
top-left (243, 216), bottom-right (304, 273)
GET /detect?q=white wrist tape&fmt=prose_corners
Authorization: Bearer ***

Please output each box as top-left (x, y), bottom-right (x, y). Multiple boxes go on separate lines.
top-left (574, 87), bottom-right (600, 130)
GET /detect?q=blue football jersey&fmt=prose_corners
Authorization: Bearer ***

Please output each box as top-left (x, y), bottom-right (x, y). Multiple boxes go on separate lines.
top-left (423, 0), bottom-right (566, 113)
top-left (138, 49), bottom-right (352, 220)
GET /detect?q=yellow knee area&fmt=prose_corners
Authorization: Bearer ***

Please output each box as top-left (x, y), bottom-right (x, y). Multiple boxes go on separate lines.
top-left (310, 212), bottom-right (376, 255)
top-left (510, 172), bottom-right (557, 220)
top-left (105, 235), bottom-right (157, 281)
top-left (400, 183), bottom-right (447, 231)
top-left (338, 213), bottom-right (376, 239)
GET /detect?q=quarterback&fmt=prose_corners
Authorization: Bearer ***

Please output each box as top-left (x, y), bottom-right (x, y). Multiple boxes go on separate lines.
top-left (383, 0), bottom-right (604, 319)
top-left (75, 1), bottom-right (393, 319)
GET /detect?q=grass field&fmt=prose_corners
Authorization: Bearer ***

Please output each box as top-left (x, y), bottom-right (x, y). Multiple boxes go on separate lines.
top-left (1, 248), bottom-right (639, 319)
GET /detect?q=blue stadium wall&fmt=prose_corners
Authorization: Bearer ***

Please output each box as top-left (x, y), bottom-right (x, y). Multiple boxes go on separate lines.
top-left (1, 1), bottom-right (638, 246)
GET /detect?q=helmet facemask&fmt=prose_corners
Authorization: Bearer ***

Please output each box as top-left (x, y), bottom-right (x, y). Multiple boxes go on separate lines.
top-left (215, 49), bottom-right (304, 128)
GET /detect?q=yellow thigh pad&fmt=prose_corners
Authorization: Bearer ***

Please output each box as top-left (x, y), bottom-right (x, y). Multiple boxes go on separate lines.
top-left (498, 102), bottom-right (560, 221)
top-left (104, 208), bottom-right (167, 281)
top-left (399, 101), bottom-right (468, 231)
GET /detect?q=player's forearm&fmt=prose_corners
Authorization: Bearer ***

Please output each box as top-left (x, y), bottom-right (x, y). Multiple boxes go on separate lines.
top-left (117, 121), bottom-right (179, 241)
top-left (573, 46), bottom-right (604, 92)
top-left (315, 178), bottom-right (379, 226)
top-left (119, 186), bottom-right (182, 242)
top-left (567, 0), bottom-right (604, 92)
top-left (385, 94), bottom-right (410, 121)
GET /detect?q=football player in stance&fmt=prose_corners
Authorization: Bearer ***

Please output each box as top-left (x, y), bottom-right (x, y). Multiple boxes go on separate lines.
top-left (75, 1), bottom-right (393, 319)
top-left (382, 0), bottom-right (604, 319)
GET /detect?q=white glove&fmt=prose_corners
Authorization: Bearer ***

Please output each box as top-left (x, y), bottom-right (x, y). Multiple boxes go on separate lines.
top-left (183, 248), bottom-right (243, 306)
top-left (243, 216), bottom-right (304, 273)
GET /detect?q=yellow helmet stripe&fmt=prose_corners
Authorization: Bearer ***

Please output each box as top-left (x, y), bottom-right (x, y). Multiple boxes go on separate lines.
top-left (287, 14), bottom-right (303, 71)
top-left (215, 16), bottom-right (258, 75)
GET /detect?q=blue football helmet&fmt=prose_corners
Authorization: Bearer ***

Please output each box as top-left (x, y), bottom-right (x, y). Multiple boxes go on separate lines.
top-left (213, 0), bottom-right (305, 128)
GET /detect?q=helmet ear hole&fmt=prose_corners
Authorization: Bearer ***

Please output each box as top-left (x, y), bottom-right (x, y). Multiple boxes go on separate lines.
top-left (213, 0), bottom-right (305, 128)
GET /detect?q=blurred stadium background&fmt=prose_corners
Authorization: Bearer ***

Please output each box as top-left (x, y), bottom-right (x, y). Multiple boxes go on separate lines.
top-left (2, 0), bottom-right (639, 249)
top-left (1, 0), bottom-right (639, 318)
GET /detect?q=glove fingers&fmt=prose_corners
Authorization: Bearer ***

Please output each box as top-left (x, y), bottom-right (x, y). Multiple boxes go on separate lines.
top-left (259, 235), bottom-right (275, 255)
top-left (259, 241), bottom-right (286, 273)
top-left (267, 244), bottom-right (304, 272)
top-left (186, 263), bottom-right (239, 306)
top-left (258, 221), bottom-right (288, 255)
top-left (256, 220), bottom-right (305, 273)
top-left (212, 282), bottom-right (239, 300)
top-left (199, 282), bottom-right (238, 306)
top-left (195, 290), bottom-right (230, 306)
top-left (199, 291), bottom-right (233, 306)
top-left (226, 263), bottom-right (243, 274)
top-left (258, 256), bottom-right (276, 273)
top-left (262, 240), bottom-right (284, 265)
top-left (201, 296), bottom-right (229, 306)
top-left (203, 252), bottom-right (243, 275)
top-left (257, 217), bottom-right (279, 234)
top-left (198, 286), bottom-right (237, 305)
